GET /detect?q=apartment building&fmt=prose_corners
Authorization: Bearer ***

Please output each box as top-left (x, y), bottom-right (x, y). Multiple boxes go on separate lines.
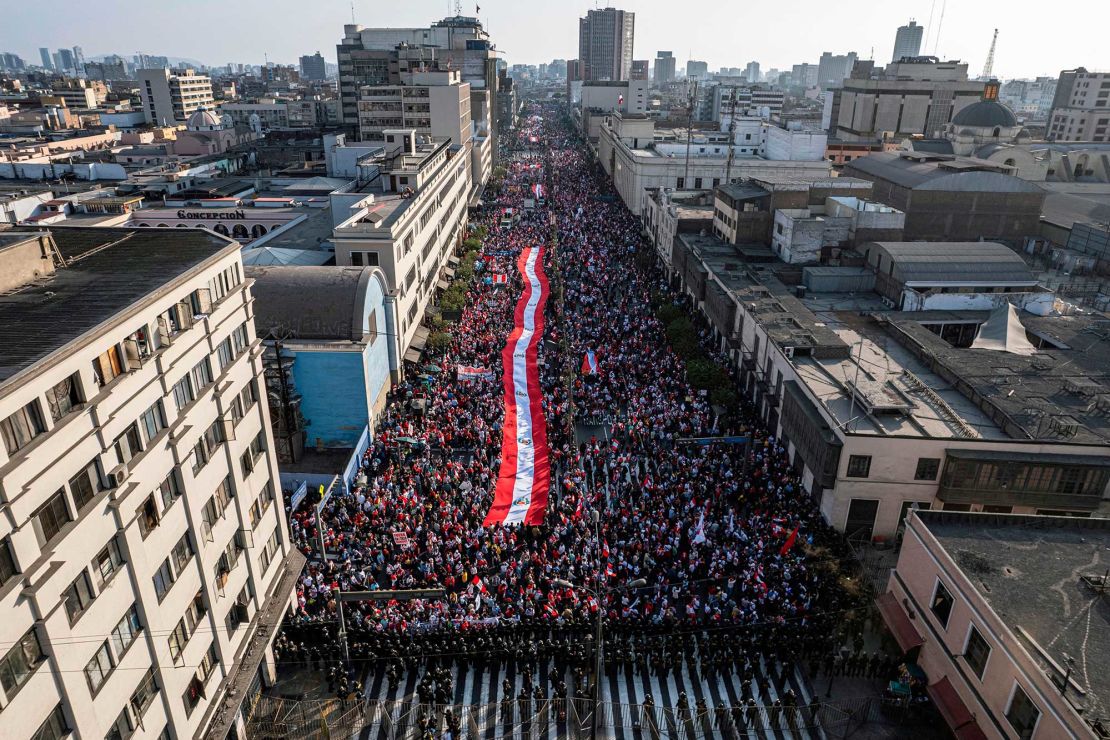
top-left (1047, 67), bottom-right (1110, 142)
top-left (881, 510), bottom-right (1110, 739)
top-left (137, 68), bottom-right (215, 125)
top-left (0, 227), bottom-right (302, 740)
top-left (331, 130), bottom-right (471, 358)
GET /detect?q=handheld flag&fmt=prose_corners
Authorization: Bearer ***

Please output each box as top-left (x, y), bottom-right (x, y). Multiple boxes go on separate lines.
top-left (471, 575), bottom-right (488, 594)
top-left (581, 349), bottom-right (598, 375)
top-left (780, 525), bottom-right (799, 556)
top-left (693, 511), bottom-right (706, 544)
top-left (618, 94), bottom-right (624, 107)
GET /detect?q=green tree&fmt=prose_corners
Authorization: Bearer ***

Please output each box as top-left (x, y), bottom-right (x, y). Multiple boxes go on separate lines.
top-left (665, 316), bottom-right (700, 359)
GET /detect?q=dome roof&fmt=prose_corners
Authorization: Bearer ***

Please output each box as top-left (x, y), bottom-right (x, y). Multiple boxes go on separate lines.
top-left (186, 107), bottom-right (223, 130)
top-left (952, 100), bottom-right (1018, 128)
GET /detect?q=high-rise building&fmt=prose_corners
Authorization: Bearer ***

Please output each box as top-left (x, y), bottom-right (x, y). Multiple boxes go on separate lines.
top-left (577, 7), bottom-right (635, 82)
top-left (39, 47), bottom-right (52, 70)
top-left (137, 68), bottom-right (214, 124)
top-left (654, 51), bottom-right (676, 84)
top-left (0, 227), bottom-right (301, 740)
top-left (1048, 67), bottom-right (1110, 142)
top-left (892, 20), bottom-right (924, 62)
top-left (817, 51), bottom-right (858, 89)
top-left (72, 46), bottom-right (85, 75)
top-left (686, 60), bottom-right (708, 80)
top-left (745, 61), bottom-right (761, 84)
top-left (336, 16), bottom-right (500, 159)
top-left (299, 52), bottom-right (327, 81)
top-left (827, 58), bottom-right (985, 142)
top-left (0, 52), bottom-right (25, 71)
top-left (54, 48), bottom-right (76, 72)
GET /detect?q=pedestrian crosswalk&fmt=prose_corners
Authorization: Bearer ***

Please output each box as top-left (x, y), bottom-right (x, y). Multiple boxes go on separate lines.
top-left (360, 657), bottom-right (823, 739)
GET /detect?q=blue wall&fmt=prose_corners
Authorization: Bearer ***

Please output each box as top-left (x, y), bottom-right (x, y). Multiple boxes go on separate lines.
top-left (294, 350), bottom-right (368, 449)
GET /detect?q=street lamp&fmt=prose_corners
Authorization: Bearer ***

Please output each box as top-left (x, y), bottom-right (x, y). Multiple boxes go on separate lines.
top-left (552, 575), bottom-right (647, 740)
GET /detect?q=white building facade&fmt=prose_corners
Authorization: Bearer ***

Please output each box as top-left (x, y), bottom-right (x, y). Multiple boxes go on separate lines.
top-left (0, 228), bottom-right (301, 740)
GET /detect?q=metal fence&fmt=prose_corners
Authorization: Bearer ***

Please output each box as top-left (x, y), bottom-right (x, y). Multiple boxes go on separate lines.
top-left (246, 694), bottom-right (930, 739)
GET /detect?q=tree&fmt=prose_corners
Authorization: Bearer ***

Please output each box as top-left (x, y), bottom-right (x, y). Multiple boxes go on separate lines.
top-left (665, 316), bottom-right (700, 359)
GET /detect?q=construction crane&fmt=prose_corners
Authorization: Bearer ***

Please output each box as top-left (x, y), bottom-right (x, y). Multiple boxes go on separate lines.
top-left (981, 28), bottom-right (998, 79)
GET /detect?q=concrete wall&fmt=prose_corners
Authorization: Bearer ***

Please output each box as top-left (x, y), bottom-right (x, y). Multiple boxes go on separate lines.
top-left (0, 161), bottom-right (127, 181)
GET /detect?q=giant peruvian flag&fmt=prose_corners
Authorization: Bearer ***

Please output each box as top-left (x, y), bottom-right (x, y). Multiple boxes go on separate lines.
top-left (484, 247), bottom-right (551, 526)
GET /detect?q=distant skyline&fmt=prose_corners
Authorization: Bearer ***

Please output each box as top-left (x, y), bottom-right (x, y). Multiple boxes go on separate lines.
top-left (2, 0), bottom-right (1107, 79)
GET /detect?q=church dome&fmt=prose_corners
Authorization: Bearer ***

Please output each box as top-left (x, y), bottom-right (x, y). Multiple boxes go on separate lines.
top-left (186, 107), bottom-right (223, 131)
top-left (952, 100), bottom-right (1018, 128)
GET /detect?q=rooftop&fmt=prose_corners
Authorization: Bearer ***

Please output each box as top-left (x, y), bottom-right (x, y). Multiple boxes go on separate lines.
top-left (247, 265), bottom-right (372, 342)
top-left (0, 226), bottom-right (237, 388)
top-left (917, 510), bottom-right (1110, 727)
top-left (846, 151), bottom-right (1043, 192)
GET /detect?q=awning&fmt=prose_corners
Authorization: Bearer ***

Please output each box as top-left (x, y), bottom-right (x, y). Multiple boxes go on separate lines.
top-left (443, 266), bottom-right (456, 278)
top-left (403, 348), bottom-right (422, 364)
top-left (927, 677), bottom-right (987, 740)
top-left (875, 592), bottom-right (924, 652)
top-left (410, 326), bottom-right (430, 351)
top-left (437, 279), bottom-right (449, 290)
top-left (447, 254), bottom-right (460, 266)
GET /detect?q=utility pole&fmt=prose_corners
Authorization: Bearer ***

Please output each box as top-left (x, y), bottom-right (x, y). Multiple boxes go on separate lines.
top-left (683, 80), bottom-right (697, 189)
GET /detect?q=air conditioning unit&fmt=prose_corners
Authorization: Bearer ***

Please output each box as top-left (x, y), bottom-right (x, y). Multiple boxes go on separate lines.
top-left (109, 463), bottom-right (129, 488)
top-left (782, 346), bottom-right (795, 359)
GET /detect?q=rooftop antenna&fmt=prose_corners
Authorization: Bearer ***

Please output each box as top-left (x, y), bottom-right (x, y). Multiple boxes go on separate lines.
top-left (684, 80), bottom-right (697, 188)
top-left (932, 0), bottom-right (947, 55)
top-left (350, 1), bottom-right (356, 23)
top-left (981, 28), bottom-right (998, 79)
top-left (454, 0), bottom-right (462, 15)
top-left (724, 85), bottom-right (738, 185)
top-left (924, 0), bottom-right (937, 53)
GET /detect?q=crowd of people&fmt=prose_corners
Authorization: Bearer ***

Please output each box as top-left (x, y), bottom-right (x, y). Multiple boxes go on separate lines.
top-left (275, 104), bottom-right (870, 725)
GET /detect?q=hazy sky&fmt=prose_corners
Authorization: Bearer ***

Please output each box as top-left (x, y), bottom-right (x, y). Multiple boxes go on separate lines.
top-left (3, 0), bottom-right (1106, 79)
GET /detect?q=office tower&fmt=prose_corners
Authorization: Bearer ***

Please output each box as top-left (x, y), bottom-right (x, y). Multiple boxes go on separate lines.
top-left (0, 227), bottom-right (300, 740)
top-left (299, 52), bottom-right (327, 81)
top-left (1048, 67), bottom-right (1110, 142)
top-left (0, 52), bottom-right (25, 71)
top-left (337, 16), bottom-right (500, 159)
top-left (655, 51), bottom-right (676, 84)
top-left (892, 20), bottom-right (925, 62)
top-left (686, 60), bottom-right (708, 80)
top-left (577, 7), bottom-right (635, 81)
top-left (817, 51), bottom-right (858, 89)
top-left (72, 46), bottom-right (85, 75)
top-left (745, 61), bottom-right (761, 84)
top-left (40, 47), bottom-right (53, 70)
top-left (137, 68), bottom-right (214, 124)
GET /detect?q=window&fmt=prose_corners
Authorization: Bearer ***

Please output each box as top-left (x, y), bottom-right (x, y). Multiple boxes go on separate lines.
top-left (64, 570), bottom-right (96, 622)
top-left (168, 620), bottom-right (189, 663)
top-left (183, 675), bottom-right (206, 715)
top-left (930, 579), bottom-right (955, 628)
top-left (914, 458), bottom-right (940, 481)
top-left (158, 469), bottom-right (182, 511)
top-left (199, 642), bottom-right (219, 682)
top-left (241, 431), bottom-right (266, 476)
top-left (92, 345), bottom-right (124, 387)
top-left (0, 536), bottom-right (17, 587)
top-left (94, 537), bottom-right (124, 588)
top-left (172, 375), bottom-right (195, 411)
top-left (231, 324), bottom-right (250, 355)
top-left (0, 628), bottom-right (45, 696)
top-left (190, 358), bottom-right (214, 393)
top-left (45, 374), bottom-right (82, 422)
top-left (137, 496), bottom-right (160, 538)
top-left (216, 338), bottom-right (234, 370)
top-left (104, 706), bottom-right (133, 740)
top-left (130, 667), bottom-right (159, 717)
top-left (1, 399), bottom-right (46, 455)
top-left (114, 423), bottom-right (143, 465)
top-left (227, 585), bottom-right (251, 632)
top-left (260, 526), bottom-right (281, 572)
top-left (846, 455), bottom-right (872, 478)
top-left (35, 490), bottom-right (73, 548)
top-left (171, 532), bottom-right (194, 574)
top-left (964, 625), bottom-right (991, 679)
top-left (84, 640), bottom-right (114, 692)
top-left (110, 605), bottom-right (142, 656)
top-left (1006, 684), bottom-right (1040, 739)
top-left (139, 401), bottom-right (167, 444)
top-left (191, 420), bottom-right (225, 475)
top-left (30, 705), bottom-right (68, 740)
top-left (69, 459), bottom-right (102, 512)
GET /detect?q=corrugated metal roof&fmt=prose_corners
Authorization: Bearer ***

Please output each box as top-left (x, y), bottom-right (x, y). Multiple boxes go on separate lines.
top-left (871, 241), bottom-right (1035, 282)
top-left (247, 266), bottom-right (370, 341)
